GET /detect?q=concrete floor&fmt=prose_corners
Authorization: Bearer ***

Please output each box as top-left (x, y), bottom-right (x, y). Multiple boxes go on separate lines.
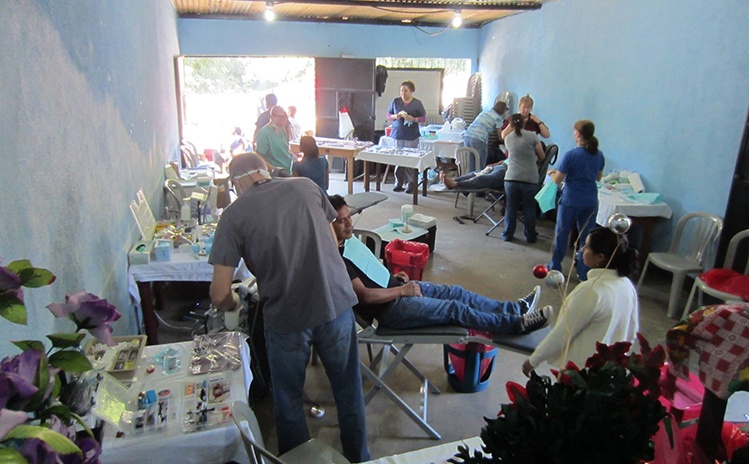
top-left (157, 171), bottom-right (705, 461)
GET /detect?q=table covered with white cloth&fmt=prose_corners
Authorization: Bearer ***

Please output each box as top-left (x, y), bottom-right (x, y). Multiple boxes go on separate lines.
top-left (356, 145), bottom-right (436, 205)
top-left (362, 437), bottom-right (482, 464)
top-left (100, 338), bottom-right (252, 464)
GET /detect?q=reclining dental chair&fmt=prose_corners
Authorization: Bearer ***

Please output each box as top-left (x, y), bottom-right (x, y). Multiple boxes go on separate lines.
top-left (351, 231), bottom-right (551, 439)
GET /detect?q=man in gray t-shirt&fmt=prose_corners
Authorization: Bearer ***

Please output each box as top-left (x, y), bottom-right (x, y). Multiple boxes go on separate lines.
top-left (209, 153), bottom-right (369, 462)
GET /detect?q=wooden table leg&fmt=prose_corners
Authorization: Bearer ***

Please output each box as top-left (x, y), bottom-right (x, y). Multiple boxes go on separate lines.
top-left (375, 163), bottom-right (382, 191)
top-left (412, 168), bottom-right (419, 205)
top-left (137, 281), bottom-right (160, 345)
top-left (422, 168), bottom-right (429, 198)
top-left (695, 389), bottom-right (728, 462)
top-left (346, 154), bottom-right (354, 195)
top-left (630, 216), bottom-right (656, 267)
top-left (364, 161), bottom-right (371, 192)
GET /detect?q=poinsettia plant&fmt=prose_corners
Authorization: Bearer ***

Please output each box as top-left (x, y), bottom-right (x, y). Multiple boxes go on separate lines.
top-left (0, 258), bottom-right (121, 464)
top-left (450, 334), bottom-right (669, 464)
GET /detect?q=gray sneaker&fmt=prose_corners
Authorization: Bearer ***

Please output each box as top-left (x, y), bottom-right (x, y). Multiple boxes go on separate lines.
top-left (517, 286), bottom-right (541, 315)
top-left (520, 305), bottom-right (554, 333)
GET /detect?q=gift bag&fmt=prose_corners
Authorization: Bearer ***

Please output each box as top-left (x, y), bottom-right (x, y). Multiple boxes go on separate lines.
top-left (534, 180), bottom-right (558, 213)
top-left (339, 106), bottom-right (355, 138)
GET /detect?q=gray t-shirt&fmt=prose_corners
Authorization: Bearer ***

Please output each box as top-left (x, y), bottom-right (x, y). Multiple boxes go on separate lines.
top-left (504, 129), bottom-right (540, 184)
top-left (209, 177), bottom-right (358, 332)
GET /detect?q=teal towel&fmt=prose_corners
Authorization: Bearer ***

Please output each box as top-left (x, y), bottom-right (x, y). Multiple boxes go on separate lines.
top-left (535, 181), bottom-right (558, 213)
top-left (625, 193), bottom-right (662, 204)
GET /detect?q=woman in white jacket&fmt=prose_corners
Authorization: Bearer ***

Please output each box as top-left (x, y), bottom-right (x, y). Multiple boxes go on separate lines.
top-left (523, 227), bottom-right (641, 375)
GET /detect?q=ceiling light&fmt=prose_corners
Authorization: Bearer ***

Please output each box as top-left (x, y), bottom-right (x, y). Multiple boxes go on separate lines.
top-left (263, 2), bottom-right (275, 21)
top-left (452, 10), bottom-right (462, 28)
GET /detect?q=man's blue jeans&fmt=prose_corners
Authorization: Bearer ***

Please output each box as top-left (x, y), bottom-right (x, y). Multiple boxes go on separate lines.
top-left (550, 202), bottom-right (598, 281)
top-left (463, 135), bottom-right (488, 171)
top-left (377, 282), bottom-right (524, 334)
top-left (455, 164), bottom-right (507, 191)
top-left (503, 180), bottom-right (538, 242)
top-left (265, 309), bottom-right (370, 462)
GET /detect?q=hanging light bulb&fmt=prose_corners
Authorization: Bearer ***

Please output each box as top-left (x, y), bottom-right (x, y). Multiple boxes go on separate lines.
top-left (263, 2), bottom-right (276, 22)
top-left (452, 10), bottom-right (462, 28)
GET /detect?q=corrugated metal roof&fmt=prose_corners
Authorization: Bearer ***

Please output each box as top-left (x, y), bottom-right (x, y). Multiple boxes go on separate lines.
top-left (173, 0), bottom-right (549, 29)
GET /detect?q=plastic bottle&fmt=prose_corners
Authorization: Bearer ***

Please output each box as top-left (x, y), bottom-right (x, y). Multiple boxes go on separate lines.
top-left (181, 200), bottom-right (191, 222)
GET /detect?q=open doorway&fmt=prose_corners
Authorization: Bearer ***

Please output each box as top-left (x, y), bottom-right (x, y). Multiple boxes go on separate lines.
top-left (178, 56), bottom-right (315, 156)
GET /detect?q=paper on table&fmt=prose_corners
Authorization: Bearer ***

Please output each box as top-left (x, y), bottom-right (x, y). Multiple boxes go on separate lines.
top-left (343, 237), bottom-right (390, 288)
top-left (628, 172), bottom-right (645, 193)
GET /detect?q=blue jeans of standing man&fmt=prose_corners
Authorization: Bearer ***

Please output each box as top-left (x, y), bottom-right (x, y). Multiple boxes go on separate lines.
top-left (549, 202), bottom-right (598, 281)
top-left (265, 309), bottom-right (370, 462)
top-left (503, 180), bottom-right (538, 242)
top-left (463, 135), bottom-right (488, 171)
top-left (377, 282), bottom-right (524, 334)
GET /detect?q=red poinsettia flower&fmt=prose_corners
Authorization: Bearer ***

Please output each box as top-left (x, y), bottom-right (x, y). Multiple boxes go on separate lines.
top-left (506, 381), bottom-right (528, 404)
top-left (585, 340), bottom-right (632, 370)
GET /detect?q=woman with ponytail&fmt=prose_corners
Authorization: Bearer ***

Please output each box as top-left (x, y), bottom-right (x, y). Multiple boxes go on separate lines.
top-left (502, 113), bottom-right (545, 242)
top-left (523, 226), bottom-right (640, 376)
top-left (548, 119), bottom-right (605, 281)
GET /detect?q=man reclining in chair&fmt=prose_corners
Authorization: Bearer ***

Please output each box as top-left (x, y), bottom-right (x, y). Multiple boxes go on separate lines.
top-left (329, 194), bottom-right (552, 335)
top-left (439, 161), bottom-right (507, 192)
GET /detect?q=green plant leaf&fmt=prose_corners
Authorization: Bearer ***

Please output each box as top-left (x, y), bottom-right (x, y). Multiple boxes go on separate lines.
top-left (49, 350), bottom-right (92, 372)
top-left (25, 351), bottom-right (51, 413)
top-left (12, 340), bottom-right (46, 352)
top-left (0, 294), bottom-right (27, 325)
top-left (5, 425), bottom-right (81, 455)
top-left (39, 404), bottom-right (75, 424)
top-left (47, 333), bottom-right (86, 349)
top-left (0, 448), bottom-right (28, 464)
top-left (6, 260), bottom-right (55, 288)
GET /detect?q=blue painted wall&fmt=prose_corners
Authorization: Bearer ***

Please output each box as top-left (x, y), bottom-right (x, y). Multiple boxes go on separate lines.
top-left (178, 18), bottom-right (480, 65)
top-left (0, 0), bottom-right (179, 357)
top-left (478, 0), bottom-right (749, 249)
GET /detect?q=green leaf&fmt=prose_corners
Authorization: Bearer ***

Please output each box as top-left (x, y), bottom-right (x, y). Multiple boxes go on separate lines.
top-left (24, 351), bottom-right (51, 413)
top-left (39, 404), bottom-right (75, 424)
top-left (6, 259), bottom-right (32, 275)
top-left (0, 294), bottom-right (27, 325)
top-left (6, 260), bottom-right (55, 288)
top-left (0, 448), bottom-right (28, 464)
top-left (5, 425), bottom-right (81, 455)
top-left (49, 350), bottom-right (92, 372)
top-left (12, 340), bottom-right (46, 352)
top-left (47, 333), bottom-right (85, 349)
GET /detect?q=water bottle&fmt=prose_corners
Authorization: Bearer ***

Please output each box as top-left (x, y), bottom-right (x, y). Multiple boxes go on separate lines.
top-left (181, 200), bottom-right (191, 222)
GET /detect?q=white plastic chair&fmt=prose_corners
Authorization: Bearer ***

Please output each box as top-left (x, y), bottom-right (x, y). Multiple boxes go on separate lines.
top-left (352, 228), bottom-right (383, 260)
top-left (681, 228), bottom-right (749, 319)
top-left (231, 401), bottom-right (350, 464)
top-left (453, 147), bottom-right (483, 217)
top-left (637, 212), bottom-right (723, 318)
top-left (164, 179), bottom-right (187, 220)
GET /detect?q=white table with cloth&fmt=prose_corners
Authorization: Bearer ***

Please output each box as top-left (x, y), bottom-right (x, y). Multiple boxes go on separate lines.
top-left (419, 138), bottom-right (462, 160)
top-left (128, 252), bottom-right (250, 345)
top-left (363, 436), bottom-right (483, 463)
top-left (290, 137), bottom-right (373, 195)
top-left (100, 337), bottom-right (253, 464)
top-left (356, 145), bottom-right (436, 205)
top-left (596, 188), bottom-right (673, 264)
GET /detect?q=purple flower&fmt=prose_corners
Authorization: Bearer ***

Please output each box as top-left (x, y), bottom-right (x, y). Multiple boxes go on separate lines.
top-left (0, 264), bottom-right (24, 304)
top-left (19, 437), bottom-right (60, 464)
top-left (47, 291), bottom-right (121, 346)
top-left (0, 408), bottom-right (29, 441)
top-left (62, 436), bottom-right (102, 464)
top-left (0, 350), bottom-right (43, 410)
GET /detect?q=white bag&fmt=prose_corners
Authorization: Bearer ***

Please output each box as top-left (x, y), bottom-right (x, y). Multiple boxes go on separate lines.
top-left (339, 107), bottom-right (355, 138)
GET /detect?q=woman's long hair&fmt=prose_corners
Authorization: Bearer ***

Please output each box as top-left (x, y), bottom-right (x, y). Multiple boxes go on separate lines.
top-left (587, 227), bottom-right (640, 278)
top-left (574, 119), bottom-right (599, 154)
top-left (299, 136), bottom-right (319, 160)
top-left (511, 113), bottom-right (524, 136)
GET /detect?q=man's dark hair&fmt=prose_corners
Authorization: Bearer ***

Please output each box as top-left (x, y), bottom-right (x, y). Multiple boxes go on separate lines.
top-left (328, 194), bottom-right (347, 211)
top-left (265, 94), bottom-right (278, 107)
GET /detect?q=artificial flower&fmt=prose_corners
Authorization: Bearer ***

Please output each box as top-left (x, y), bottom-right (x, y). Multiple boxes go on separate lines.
top-left (47, 291), bottom-right (121, 346)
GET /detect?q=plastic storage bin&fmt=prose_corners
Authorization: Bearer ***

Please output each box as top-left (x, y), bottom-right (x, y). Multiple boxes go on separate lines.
top-left (384, 239), bottom-right (429, 280)
top-left (443, 335), bottom-right (498, 393)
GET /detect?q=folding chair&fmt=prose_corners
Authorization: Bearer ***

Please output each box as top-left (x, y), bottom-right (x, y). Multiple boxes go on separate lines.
top-left (452, 147), bottom-right (490, 219)
top-left (356, 316), bottom-right (551, 439)
top-left (472, 143), bottom-right (558, 237)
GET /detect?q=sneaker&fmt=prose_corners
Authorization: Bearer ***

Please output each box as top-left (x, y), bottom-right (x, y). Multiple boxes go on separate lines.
top-left (405, 184), bottom-right (415, 194)
top-left (517, 286), bottom-right (541, 314)
top-left (520, 305), bottom-right (553, 333)
top-left (393, 185), bottom-right (405, 192)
